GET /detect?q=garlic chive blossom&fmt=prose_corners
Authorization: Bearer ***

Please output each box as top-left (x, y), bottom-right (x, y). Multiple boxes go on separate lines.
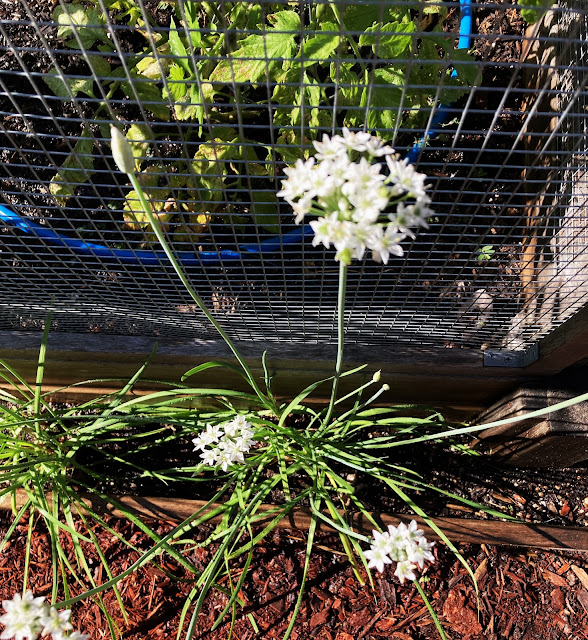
top-left (0, 591), bottom-right (88, 640)
top-left (277, 129), bottom-right (433, 265)
top-left (193, 416), bottom-right (256, 472)
top-left (363, 521), bottom-right (435, 582)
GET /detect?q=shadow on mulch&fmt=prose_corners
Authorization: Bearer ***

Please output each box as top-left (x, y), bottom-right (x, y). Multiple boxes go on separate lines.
top-left (0, 510), bottom-right (587, 639)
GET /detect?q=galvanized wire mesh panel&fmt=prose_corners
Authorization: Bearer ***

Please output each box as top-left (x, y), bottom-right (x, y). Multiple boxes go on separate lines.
top-left (0, 0), bottom-right (586, 350)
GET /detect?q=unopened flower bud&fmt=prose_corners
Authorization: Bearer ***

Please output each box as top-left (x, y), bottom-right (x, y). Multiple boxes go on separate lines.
top-left (382, 384), bottom-right (390, 391)
top-left (372, 370), bottom-right (381, 383)
top-left (110, 125), bottom-right (135, 174)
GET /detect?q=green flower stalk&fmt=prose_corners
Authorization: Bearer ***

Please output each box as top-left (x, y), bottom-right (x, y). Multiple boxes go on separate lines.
top-left (277, 129), bottom-right (434, 429)
top-left (110, 125), bottom-right (276, 414)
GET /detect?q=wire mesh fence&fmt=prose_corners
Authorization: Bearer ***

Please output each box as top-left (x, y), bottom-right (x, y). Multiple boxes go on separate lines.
top-left (0, 0), bottom-right (586, 352)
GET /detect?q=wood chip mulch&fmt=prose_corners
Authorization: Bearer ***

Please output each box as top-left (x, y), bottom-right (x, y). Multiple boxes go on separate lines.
top-left (1, 511), bottom-right (588, 639)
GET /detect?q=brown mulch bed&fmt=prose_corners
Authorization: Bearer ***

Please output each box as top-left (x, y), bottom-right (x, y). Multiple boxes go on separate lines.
top-left (1, 508), bottom-right (588, 640)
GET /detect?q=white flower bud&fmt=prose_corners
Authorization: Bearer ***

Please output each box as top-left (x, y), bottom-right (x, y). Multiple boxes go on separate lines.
top-left (110, 125), bottom-right (135, 174)
top-left (382, 384), bottom-right (390, 391)
top-left (372, 370), bottom-right (381, 383)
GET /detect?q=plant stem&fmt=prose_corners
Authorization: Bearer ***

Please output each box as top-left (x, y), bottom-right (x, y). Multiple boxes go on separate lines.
top-left (322, 261), bottom-right (347, 429)
top-left (126, 172), bottom-right (274, 412)
top-left (326, 0), bottom-right (366, 74)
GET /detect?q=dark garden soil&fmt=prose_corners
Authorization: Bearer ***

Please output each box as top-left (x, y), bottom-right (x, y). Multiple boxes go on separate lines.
top-left (76, 421), bottom-right (588, 528)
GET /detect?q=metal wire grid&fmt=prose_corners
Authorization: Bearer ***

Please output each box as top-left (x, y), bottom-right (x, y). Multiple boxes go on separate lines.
top-left (0, 0), bottom-right (586, 349)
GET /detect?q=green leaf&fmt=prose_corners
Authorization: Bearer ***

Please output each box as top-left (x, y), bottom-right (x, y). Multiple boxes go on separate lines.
top-left (54, 4), bottom-right (107, 49)
top-left (44, 69), bottom-right (94, 99)
top-left (448, 48), bottom-right (481, 87)
top-left (136, 165), bottom-right (166, 196)
top-left (274, 129), bottom-right (310, 163)
top-left (123, 186), bottom-right (172, 229)
top-left (165, 63), bottom-right (205, 121)
top-left (270, 66), bottom-right (301, 127)
top-left (184, 0), bottom-right (199, 28)
top-left (109, 66), bottom-right (127, 80)
top-left (422, 0), bottom-right (447, 19)
top-left (267, 10), bottom-right (301, 32)
top-left (175, 85), bottom-right (204, 122)
top-left (135, 51), bottom-right (169, 80)
top-left (240, 4), bottom-right (258, 31)
top-left (169, 17), bottom-right (192, 76)
top-left (189, 27), bottom-right (202, 50)
top-left (182, 361), bottom-right (250, 383)
top-left (183, 1), bottom-right (202, 49)
top-left (87, 54), bottom-right (111, 78)
top-left (121, 168), bottom-right (163, 224)
top-left (210, 11), bottom-right (300, 84)
top-left (343, 4), bottom-right (385, 32)
top-left (166, 63), bottom-right (189, 102)
top-left (193, 139), bottom-right (239, 164)
top-left (49, 130), bottom-right (95, 204)
top-left (231, 143), bottom-right (268, 177)
top-left (330, 62), bottom-right (364, 109)
top-left (125, 124), bottom-right (150, 170)
top-left (361, 67), bottom-right (404, 131)
top-left (518, 0), bottom-right (553, 24)
top-left (191, 139), bottom-right (239, 200)
top-left (359, 19), bottom-right (415, 59)
top-left (250, 191), bottom-right (280, 234)
top-left (304, 77), bottom-right (331, 132)
top-left (123, 190), bottom-right (151, 228)
top-left (298, 22), bottom-right (340, 64)
top-left (122, 74), bottom-right (169, 120)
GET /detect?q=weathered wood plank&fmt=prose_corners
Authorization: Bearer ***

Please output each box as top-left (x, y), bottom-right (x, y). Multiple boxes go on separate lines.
top-left (10, 491), bottom-right (585, 552)
top-left (528, 302), bottom-right (588, 374)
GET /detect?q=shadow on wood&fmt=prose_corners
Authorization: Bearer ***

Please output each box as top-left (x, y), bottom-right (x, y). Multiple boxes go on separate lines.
top-left (474, 372), bottom-right (588, 467)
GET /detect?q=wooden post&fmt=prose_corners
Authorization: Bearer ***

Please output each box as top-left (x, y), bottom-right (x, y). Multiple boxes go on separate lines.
top-left (506, 6), bottom-right (587, 348)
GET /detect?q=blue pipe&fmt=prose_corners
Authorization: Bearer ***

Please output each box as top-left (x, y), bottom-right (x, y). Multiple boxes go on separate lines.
top-left (405, 0), bottom-right (473, 164)
top-left (0, 0), bottom-right (473, 266)
top-left (0, 204), bottom-right (314, 266)
top-left (458, 0), bottom-right (473, 50)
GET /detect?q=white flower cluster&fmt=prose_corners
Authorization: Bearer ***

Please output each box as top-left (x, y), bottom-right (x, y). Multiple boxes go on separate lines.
top-left (192, 415), bottom-right (255, 472)
top-left (0, 592), bottom-right (87, 640)
top-left (277, 128), bottom-right (433, 265)
top-left (364, 520), bottom-right (435, 583)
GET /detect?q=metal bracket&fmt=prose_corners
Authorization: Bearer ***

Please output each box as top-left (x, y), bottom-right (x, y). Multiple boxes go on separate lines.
top-left (483, 343), bottom-right (539, 368)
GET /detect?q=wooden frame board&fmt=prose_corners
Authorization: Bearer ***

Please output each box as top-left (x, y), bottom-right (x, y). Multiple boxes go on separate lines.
top-left (0, 330), bottom-right (534, 418)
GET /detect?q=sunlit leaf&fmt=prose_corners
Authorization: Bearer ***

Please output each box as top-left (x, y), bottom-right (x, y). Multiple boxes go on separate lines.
top-left (53, 3), bottom-right (107, 49)
top-left (359, 19), bottom-right (415, 59)
top-left (210, 11), bottom-right (300, 84)
top-left (125, 123), bottom-right (150, 170)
